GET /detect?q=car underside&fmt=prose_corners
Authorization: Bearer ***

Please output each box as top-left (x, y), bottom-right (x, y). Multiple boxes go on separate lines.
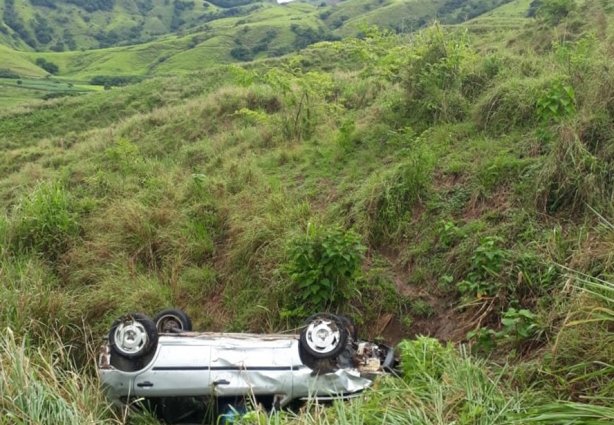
top-left (97, 309), bottom-right (396, 423)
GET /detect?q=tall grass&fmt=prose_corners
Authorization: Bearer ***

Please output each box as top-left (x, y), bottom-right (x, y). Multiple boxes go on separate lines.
top-left (0, 329), bottom-right (120, 425)
top-left (236, 337), bottom-right (530, 425)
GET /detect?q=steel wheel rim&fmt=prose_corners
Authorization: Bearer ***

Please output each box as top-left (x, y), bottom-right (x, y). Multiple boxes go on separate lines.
top-left (113, 320), bottom-right (148, 355)
top-left (305, 320), bottom-right (341, 354)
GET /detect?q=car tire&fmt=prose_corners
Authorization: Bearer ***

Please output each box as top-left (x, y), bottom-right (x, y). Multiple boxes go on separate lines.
top-left (153, 308), bottom-right (192, 333)
top-left (299, 313), bottom-right (349, 359)
top-left (109, 313), bottom-right (158, 359)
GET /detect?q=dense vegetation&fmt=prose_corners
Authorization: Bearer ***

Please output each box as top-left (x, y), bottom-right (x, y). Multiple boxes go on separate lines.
top-left (1, 0), bottom-right (613, 424)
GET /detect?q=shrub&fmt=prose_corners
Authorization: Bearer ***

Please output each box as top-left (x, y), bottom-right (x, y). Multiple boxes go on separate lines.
top-left (89, 75), bottom-right (143, 87)
top-left (536, 79), bottom-right (576, 124)
top-left (537, 0), bottom-right (577, 25)
top-left (457, 236), bottom-right (507, 300)
top-left (284, 224), bottom-right (365, 316)
top-left (0, 69), bottom-right (19, 78)
top-left (10, 182), bottom-right (79, 261)
top-left (35, 58), bottom-right (59, 75)
top-left (403, 24), bottom-right (476, 125)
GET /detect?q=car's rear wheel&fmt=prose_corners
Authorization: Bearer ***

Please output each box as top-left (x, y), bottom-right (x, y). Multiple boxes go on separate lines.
top-left (153, 308), bottom-right (192, 333)
top-left (109, 313), bottom-right (158, 359)
top-left (300, 313), bottom-right (349, 359)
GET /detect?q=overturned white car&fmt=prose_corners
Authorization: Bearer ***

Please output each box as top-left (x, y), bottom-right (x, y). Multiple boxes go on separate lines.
top-left (98, 309), bottom-right (395, 420)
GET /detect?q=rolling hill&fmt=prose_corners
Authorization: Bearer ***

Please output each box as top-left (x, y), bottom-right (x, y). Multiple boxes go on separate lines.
top-left (0, 0), bottom-right (526, 110)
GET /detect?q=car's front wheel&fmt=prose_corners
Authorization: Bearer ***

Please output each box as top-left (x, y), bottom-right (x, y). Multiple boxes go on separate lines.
top-left (299, 313), bottom-right (349, 359)
top-left (108, 313), bottom-right (158, 360)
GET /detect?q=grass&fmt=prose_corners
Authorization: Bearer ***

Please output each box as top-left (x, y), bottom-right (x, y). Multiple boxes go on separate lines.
top-left (0, 326), bottom-right (126, 425)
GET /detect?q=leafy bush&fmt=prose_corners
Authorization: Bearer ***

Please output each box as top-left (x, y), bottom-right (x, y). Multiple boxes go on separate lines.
top-left (10, 182), bottom-right (79, 261)
top-left (536, 80), bottom-right (576, 124)
top-left (468, 307), bottom-right (541, 353)
top-left (284, 224), bottom-right (365, 316)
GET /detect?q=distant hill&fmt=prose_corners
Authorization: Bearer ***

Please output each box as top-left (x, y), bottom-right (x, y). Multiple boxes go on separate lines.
top-left (0, 0), bottom-right (524, 109)
top-left (0, 0), bottom-right (519, 52)
top-left (0, 0), bottom-right (289, 51)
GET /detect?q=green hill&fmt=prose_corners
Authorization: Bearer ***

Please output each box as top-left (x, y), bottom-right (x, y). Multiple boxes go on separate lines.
top-left (0, 0), bottom-right (242, 50)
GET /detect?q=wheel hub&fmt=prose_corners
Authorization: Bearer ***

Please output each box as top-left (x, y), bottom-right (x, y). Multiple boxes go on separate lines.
top-left (114, 320), bottom-right (148, 355)
top-left (305, 320), bottom-right (340, 354)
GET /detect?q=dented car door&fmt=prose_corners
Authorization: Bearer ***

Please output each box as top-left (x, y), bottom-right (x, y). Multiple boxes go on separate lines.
top-left (209, 336), bottom-right (296, 400)
top-left (133, 337), bottom-right (212, 397)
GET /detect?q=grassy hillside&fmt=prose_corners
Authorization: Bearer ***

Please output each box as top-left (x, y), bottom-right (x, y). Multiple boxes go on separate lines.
top-left (1, 0), bottom-right (613, 423)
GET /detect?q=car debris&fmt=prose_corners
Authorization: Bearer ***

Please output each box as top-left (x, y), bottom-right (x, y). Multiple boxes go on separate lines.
top-left (97, 309), bottom-right (396, 421)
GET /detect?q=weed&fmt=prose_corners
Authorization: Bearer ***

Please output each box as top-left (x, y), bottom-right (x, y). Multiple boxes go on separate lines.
top-left (536, 80), bottom-right (576, 124)
top-left (458, 236), bottom-right (507, 300)
top-left (410, 299), bottom-right (434, 318)
top-left (500, 307), bottom-right (541, 343)
top-left (0, 329), bottom-right (120, 424)
top-left (437, 219), bottom-right (464, 247)
top-left (398, 336), bottom-right (456, 387)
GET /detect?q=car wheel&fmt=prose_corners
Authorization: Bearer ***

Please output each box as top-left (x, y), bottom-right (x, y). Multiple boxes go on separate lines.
top-left (153, 308), bottom-right (192, 333)
top-left (109, 313), bottom-right (158, 359)
top-left (304, 313), bottom-right (357, 341)
top-left (300, 313), bottom-right (349, 359)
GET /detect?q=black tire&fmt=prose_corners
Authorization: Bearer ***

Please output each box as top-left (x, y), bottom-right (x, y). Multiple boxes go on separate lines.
top-left (299, 313), bottom-right (349, 359)
top-left (108, 313), bottom-right (158, 359)
top-left (153, 308), bottom-right (192, 333)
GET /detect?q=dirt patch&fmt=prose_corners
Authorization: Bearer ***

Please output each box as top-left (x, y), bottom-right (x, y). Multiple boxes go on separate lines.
top-left (464, 187), bottom-right (512, 221)
top-left (378, 248), bottom-right (470, 345)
